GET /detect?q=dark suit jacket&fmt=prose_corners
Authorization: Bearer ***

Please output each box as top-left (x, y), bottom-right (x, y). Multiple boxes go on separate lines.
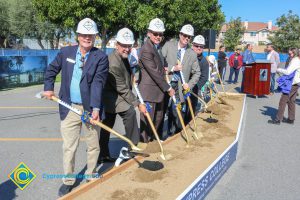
top-left (138, 39), bottom-right (170, 103)
top-left (44, 45), bottom-right (109, 120)
top-left (197, 54), bottom-right (209, 89)
top-left (103, 50), bottom-right (139, 113)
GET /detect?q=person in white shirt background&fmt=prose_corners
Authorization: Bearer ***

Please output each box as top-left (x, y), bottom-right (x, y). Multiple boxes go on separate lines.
top-left (266, 44), bottom-right (280, 95)
top-left (268, 47), bottom-right (300, 125)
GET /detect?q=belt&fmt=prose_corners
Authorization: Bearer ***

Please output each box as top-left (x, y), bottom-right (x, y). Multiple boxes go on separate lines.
top-left (72, 102), bottom-right (82, 105)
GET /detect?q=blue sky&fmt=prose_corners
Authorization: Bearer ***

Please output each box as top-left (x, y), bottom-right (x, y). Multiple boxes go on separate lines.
top-left (219, 0), bottom-right (300, 24)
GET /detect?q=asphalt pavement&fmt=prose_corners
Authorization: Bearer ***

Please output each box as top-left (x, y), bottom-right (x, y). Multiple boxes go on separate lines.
top-left (0, 67), bottom-right (299, 200)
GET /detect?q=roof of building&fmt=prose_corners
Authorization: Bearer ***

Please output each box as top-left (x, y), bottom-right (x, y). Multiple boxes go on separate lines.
top-left (221, 21), bottom-right (279, 32)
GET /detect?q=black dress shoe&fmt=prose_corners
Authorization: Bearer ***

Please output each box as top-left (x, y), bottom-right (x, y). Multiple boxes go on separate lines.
top-left (58, 184), bottom-right (73, 197)
top-left (268, 119), bottom-right (280, 125)
top-left (97, 156), bottom-right (117, 164)
top-left (282, 118), bottom-right (294, 124)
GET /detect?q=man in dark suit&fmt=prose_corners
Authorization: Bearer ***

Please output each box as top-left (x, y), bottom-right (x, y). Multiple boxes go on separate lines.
top-left (43, 18), bottom-right (109, 197)
top-left (99, 28), bottom-right (147, 162)
top-left (191, 35), bottom-right (209, 112)
top-left (139, 18), bottom-right (175, 142)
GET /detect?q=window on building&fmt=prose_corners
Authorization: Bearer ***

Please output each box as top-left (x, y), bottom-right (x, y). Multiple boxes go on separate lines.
top-left (261, 31), bottom-right (268, 37)
top-left (250, 32), bottom-right (256, 36)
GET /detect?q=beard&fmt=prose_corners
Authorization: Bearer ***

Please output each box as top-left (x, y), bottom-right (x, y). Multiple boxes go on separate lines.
top-left (120, 53), bottom-right (129, 59)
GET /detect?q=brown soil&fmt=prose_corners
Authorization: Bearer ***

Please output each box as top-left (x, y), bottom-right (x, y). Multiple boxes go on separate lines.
top-left (144, 141), bottom-right (161, 154)
top-left (74, 94), bottom-right (244, 200)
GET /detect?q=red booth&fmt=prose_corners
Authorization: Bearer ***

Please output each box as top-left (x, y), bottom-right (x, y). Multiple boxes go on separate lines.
top-left (242, 61), bottom-right (271, 96)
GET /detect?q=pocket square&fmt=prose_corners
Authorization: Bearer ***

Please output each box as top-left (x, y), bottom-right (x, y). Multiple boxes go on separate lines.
top-left (66, 58), bottom-right (75, 63)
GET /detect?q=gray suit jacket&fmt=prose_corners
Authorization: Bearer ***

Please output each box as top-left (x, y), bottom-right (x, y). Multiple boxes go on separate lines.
top-left (102, 50), bottom-right (139, 113)
top-left (162, 40), bottom-right (200, 102)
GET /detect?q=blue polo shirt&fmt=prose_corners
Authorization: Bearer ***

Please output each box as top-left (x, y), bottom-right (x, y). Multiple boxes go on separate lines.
top-left (70, 48), bottom-right (90, 104)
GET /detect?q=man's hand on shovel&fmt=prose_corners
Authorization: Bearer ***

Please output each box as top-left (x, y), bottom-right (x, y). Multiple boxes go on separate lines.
top-left (43, 91), bottom-right (54, 100)
top-left (138, 103), bottom-right (147, 115)
top-left (90, 110), bottom-right (100, 125)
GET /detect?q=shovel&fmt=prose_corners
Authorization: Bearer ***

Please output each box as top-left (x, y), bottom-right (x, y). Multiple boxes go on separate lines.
top-left (35, 92), bottom-right (143, 152)
top-left (132, 78), bottom-right (172, 161)
top-left (165, 74), bottom-right (190, 146)
top-left (179, 71), bottom-right (203, 139)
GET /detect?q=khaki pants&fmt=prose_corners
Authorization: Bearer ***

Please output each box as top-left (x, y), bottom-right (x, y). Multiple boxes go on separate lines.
top-left (61, 104), bottom-right (100, 185)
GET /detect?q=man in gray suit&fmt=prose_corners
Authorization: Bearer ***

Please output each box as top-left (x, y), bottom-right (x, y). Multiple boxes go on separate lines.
top-left (139, 18), bottom-right (175, 142)
top-left (162, 24), bottom-right (200, 135)
top-left (99, 28), bottom-right (147, 163)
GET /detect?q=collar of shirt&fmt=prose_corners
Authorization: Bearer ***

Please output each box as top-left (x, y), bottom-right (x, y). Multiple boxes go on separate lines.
top-left (76, 47), bottom-right (91, 68)
top-left (154, 44), bottom-right (160, 49)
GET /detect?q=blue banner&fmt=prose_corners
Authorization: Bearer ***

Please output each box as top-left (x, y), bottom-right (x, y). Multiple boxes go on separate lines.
top-left (178, 141), bottom-right (238, 200)
top-left (0, 56), bottom-right (47, 89)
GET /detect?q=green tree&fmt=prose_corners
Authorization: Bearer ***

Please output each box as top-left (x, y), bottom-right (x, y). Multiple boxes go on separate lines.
top-left (223, 17), bottom-right (245, 51)
top-left (32, 0), bottom-right (225, 48)
top-left (32, 0), bottom-right (131, 49)
top-left (0, 0), bottom-right (11, 48)
top-left (269, 10), bottom-right (300, 53)
top-left (132, 0), bottom-right (224, 41)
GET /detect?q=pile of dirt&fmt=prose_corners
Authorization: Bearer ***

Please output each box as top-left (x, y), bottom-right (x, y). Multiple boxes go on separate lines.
top-left (144, 141), bottom-right (161, 154)
top-left (73, 94), bottom-right (245, 200)
top-left (111, 188), bottom-right (159, 200)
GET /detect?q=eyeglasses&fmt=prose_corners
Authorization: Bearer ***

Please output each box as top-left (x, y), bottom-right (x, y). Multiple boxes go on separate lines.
top-left (193, 44), bottom-right (204, 49)
top-left (80, 56), bottom-right (85, 69)
top-left (118, 43), bottom-right (132, 49)
top-left (151, 31), bottom-right (163, 37)
top-left (181, 33), bottom-right (191, 39)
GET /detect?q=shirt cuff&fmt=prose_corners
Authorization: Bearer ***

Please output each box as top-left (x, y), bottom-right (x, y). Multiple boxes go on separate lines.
top-left (171, 66), bottom-right (175, 72)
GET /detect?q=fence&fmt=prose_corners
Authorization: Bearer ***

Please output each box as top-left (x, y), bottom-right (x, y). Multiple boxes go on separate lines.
top-left (0, 48), bottom-right (288, 64)
top-left (0, 48), bottom-right (288, 89)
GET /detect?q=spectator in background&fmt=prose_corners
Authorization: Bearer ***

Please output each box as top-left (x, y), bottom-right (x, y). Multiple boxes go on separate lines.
top-left (266, 44), bottom-right (280, 95)
top-left (129, 41), bottom-right (139, 69)
top-left (228, 48), bottom-right (243, 84)
top-left (128, 41), bottom-right (140, 82)
top-left (284, 48), bottom-right (293, 69)
top-left (268, 48), bottom-right (300, 125)
top-left (243, 44), bottom-right (255, 64)
top-left (217, 45), bottom-right (228, 82)
top-left (241, 44), bottom-right (255, 92)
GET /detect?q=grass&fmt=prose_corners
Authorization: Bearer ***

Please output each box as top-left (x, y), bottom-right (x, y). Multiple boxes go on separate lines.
top-left (55, 73), bottom-right (61, 82)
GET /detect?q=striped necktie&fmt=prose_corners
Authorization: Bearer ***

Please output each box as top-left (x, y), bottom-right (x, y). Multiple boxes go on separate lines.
top-left (172, 49), bottom-right (181, 82)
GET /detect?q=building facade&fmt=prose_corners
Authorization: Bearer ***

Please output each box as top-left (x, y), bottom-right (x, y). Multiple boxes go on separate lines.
top-left (218, 21), bottom-right (278, 46)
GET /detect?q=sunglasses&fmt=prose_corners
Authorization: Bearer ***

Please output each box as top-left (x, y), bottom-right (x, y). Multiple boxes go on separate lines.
top-left (151, 32), bottom-right (163, 37)
top-left (193, 44), bottom-right (204, 49)
top-left (80, 56), bottom-right (85, 69)
top-left (181, 33), bottom-right (191, 39)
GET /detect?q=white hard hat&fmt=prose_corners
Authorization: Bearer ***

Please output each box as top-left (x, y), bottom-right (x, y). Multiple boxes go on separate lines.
top-left (208, 55), bottom-right (216, 64)
top-left (76, 18), bottom-right (98, 34)
top-left (180, 24), bottom-right (194, 36)
top-left (193, 35), bottom-right (205, 45)
top-left (148, 18), bottom-right (165, 32)
top-left (116, 28), bottom-right (135, 45)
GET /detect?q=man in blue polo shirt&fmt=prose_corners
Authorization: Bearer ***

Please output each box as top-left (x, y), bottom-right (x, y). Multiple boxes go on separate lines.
top-left (43, 18), bottom-right (108, 196)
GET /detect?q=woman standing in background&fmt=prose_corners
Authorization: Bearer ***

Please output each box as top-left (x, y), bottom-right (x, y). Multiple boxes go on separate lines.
top-left (268, 48), bottom-right (300, 125)
top-left (218, 45), bottom-right (228, 83)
